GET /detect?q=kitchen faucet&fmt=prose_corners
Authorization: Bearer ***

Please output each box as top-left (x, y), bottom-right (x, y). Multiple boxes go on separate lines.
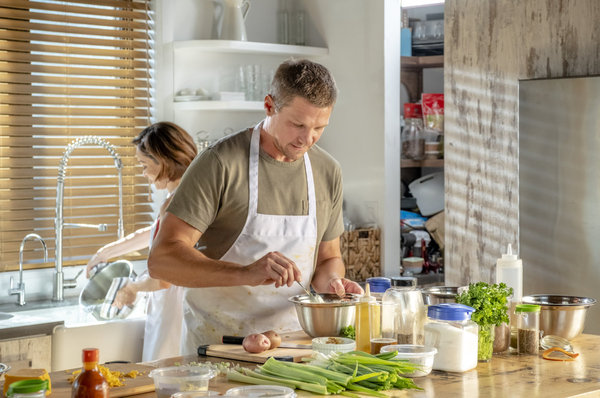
top-left (9, 233), bottom-right (48, 306)
top-left (54, 136), bottom-right (125, 301)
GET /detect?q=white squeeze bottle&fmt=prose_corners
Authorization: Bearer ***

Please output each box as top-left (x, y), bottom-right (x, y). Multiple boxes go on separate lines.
top-left (496, 244), bottom-right (523, 301)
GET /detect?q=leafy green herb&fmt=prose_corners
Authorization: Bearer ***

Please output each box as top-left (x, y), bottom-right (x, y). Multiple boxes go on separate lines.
top-left (456, 282), bottom-right (513, 326)
top-left (340, 325), bottom-right (356, 339)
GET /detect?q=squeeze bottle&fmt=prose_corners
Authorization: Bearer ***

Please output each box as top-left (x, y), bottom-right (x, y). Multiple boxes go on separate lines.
top-left (495, 244), bottom-right (523, 301)
top-left (355, 283), bottom-right (376, 352)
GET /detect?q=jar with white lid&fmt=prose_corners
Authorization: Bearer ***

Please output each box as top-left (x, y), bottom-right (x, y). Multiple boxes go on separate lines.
top-left (382, 288), bottom-right (425, 344)
top-left (424, 303), bottom-right (478, 372)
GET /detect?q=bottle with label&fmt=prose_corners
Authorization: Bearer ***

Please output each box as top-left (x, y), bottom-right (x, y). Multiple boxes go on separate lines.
top-left (496, 243), bottom-right (523, 350)
top-left (355, 283), bottom-right (376, 353)
top-left (72, 348), bottom-right (108, 398)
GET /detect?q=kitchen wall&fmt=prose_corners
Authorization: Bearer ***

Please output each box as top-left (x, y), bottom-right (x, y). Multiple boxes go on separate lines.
top-left (444, 0), bottom-right (600, 283)
top-left (155, 0), bottom-right (402, 275)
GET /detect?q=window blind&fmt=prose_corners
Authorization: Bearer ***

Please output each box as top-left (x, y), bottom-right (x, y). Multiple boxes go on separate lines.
top-left (0, 0), bottom-right (155, 272)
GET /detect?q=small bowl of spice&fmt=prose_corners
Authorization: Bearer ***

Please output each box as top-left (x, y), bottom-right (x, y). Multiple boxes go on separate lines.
top-left (312, 337), bottom-right (356, 355)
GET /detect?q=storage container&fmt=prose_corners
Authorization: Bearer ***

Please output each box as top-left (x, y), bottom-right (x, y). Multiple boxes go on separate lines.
top-left (516, 304), bottom-right (540, 355)
top-left (379, 344), bottom-right (437, 377)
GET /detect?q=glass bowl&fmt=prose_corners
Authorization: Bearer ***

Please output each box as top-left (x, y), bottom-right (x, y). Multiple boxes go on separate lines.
top-left (149, 365), bottom-right (217, 398)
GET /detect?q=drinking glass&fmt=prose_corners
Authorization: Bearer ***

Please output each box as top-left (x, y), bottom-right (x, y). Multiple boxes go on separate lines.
top-left (369, 301), bottom-right (397, 354)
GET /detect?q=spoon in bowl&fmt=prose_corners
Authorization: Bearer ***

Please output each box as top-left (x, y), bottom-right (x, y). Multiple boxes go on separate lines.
top-left (296, 281), bottom-right (324, 303)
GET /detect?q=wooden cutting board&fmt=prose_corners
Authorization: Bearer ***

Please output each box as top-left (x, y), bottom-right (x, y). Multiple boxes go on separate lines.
top-left (49, 362), bottom-right (156, 397)
top-left (200, 331), bottom-right (314, 363)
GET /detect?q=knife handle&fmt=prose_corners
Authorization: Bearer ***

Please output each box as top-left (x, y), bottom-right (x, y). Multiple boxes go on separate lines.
top-left (222, 335), bottom-right (245, 345)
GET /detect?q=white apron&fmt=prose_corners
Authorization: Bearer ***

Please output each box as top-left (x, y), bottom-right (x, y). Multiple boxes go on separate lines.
top-left (182, 122), bottom-right (318, 353)
top-left (142, 215), bottom-right (184, 362)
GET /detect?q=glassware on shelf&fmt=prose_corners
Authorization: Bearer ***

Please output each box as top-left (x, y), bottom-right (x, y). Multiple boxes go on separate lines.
top-left (402, 103), bottom-right (425, 160)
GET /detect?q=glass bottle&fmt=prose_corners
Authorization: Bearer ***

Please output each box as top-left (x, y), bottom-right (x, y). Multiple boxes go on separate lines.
top-left (72, 348), bottom-right (109, 398)
top-left (516, 304), bottom-right (540, 354)
top-left (402, 103), bottom-right (424, 160)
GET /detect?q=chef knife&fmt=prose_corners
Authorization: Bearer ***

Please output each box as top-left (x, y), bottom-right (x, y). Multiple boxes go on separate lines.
top-left (222, 335), bottom-right (312, 349)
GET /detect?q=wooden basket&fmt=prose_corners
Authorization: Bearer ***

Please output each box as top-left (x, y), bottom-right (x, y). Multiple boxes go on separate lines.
top-left (340, 228), bottom-right (381, 282)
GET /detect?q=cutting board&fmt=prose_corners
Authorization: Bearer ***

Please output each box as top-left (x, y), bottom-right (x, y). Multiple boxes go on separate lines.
top-left (49, 362), bottom-right (156, 397)
top-left (200, 331), bottom-right (314, 363)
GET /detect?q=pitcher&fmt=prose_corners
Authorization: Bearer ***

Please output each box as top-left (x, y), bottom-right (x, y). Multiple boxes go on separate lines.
top-left (219, 0), bottom-right (250, 41)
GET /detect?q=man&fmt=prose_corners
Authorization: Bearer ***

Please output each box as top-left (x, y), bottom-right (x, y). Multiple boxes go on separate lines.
top-left (149, 59), bottom-right (363, 354)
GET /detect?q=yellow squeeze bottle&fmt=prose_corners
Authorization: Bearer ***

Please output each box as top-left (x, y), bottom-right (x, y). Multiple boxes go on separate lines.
top-left (355, 283), bottom-right (376, 352)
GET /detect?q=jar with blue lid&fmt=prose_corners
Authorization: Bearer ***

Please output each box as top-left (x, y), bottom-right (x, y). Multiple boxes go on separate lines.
top-left (424, 303), bottom-right (479, 372)
top-left (365, 277), bottom-right (391, 294)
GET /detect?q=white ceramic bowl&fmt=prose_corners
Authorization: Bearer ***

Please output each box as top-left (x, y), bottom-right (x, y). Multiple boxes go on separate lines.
top-left (148, 365), bottom-right (217, 398)
top-left (312, 337), bottom-right (356, 355)
top-left (379, 344), bottom-right (437, 377)
top-left (402, 257), bottom-right (424, 274)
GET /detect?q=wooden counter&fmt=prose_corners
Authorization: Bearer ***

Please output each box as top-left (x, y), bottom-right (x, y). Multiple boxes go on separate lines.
top-left (47, 334), bottom-right (600, 397)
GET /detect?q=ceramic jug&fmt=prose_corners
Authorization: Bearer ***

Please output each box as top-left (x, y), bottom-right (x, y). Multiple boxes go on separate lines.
top-left (219, 0), bottom-right (250, 41)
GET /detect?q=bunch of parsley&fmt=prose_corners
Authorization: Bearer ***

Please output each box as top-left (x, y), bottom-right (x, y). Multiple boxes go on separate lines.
top-left (455, 282), bottom-right (513, 326)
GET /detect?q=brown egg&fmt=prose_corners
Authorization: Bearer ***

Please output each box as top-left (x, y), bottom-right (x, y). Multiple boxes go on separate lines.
top-left (262, 330), bottom-right (282, 349)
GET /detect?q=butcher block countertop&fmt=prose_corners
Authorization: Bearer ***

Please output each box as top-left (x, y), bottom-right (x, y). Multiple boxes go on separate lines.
top-left (46, 333), bottom-right (600, 397)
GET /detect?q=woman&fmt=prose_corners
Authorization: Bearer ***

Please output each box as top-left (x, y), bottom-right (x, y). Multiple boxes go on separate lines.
top-left (86, 121), bottom-right (197, 361)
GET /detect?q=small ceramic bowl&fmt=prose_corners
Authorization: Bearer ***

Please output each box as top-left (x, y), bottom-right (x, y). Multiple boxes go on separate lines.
top-left (312, 337), bottom-right (356, 355)
top-left (402, 257), bottom-right (424, 274)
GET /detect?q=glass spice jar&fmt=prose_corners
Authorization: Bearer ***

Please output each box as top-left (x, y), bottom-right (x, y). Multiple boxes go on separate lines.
top-left (516, 304), bottom-right (541, 355)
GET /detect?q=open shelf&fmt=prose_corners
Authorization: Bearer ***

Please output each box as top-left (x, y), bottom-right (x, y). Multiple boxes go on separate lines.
top-left (401, 55), bottom-right (444, 69)
top-left (401, 159), bottom-right (444, 168)
top-left (173, 40), bottom-right (329, 57)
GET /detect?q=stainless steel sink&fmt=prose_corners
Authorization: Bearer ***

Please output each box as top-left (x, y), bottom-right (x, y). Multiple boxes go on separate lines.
top-left (0, 312), bottom-right (14, 320)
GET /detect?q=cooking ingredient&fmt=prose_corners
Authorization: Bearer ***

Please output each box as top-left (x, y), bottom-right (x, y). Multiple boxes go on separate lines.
top-left (355, 283), bottom-right (376, 352)
top-left (516, 303), bottom-right (541, 355)
top-left (518, 329), bottom-right (539, 354)
top-left (493, 323), bottom-right (510, 353)
top-left (370, 338), bottom-right (397, 354)
top-left (542, 347), bottom-right (579, 361)
top-left (425, 303), bottom-right (478, 372)
top-left (242, 333), bottom-right (271, 353)
top-left (456, 282), bottom-right (513, 361)
top-left (340, 325), bottom-right (355, 339)
top-left (262, 330), bottom-right (282, 349)
top-left (71, 348), bottom-right (109, 398)
top-left (227, 353), bottom-right (422, 396)
top-left (3, 369), bottom-right (51, 395)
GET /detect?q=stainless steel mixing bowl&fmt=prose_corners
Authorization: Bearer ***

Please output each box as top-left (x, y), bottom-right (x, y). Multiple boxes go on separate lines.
top-left (421, 286), bottom-right (461, 305)
top-left (522, 295), bottom-right (597, 340)
top-left (79, 260), bottom-right (136, 320)
top-left (288, 293), bottom-right (359, 337)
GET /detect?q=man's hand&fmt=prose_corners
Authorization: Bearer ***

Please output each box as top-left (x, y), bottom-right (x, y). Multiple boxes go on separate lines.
top-left (246, 251), bottom-right (302, 288)
top-left (113, 283), bottom-right (137, 309)
top-left (327, 277), bottom-right (364, 297)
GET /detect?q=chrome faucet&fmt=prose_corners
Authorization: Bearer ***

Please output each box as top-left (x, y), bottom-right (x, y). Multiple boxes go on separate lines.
top-left (9, 233), bottom-right (48, 306)
top-left (54, 136), bottom-right (125, 301)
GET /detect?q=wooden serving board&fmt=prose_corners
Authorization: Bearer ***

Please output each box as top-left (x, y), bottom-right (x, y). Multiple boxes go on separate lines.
top-left (200, 331), bottom-right (314, 364)
top-left (49, 363), bottom-right (156, 397)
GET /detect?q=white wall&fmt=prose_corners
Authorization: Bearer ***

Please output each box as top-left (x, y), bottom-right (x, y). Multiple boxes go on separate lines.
top-left (155, 0), bottom-right (401, 276)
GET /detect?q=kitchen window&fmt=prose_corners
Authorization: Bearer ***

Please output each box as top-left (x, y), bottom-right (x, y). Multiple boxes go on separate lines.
top-left (0, 0), bottom-right (155, 271)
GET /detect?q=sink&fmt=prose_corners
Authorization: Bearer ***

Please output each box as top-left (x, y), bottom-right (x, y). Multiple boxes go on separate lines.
top-left (0, 313), bottom-right (14, 320)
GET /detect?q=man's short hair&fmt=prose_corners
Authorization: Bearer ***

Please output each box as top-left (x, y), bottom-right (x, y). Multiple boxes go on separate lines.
top-left (270, 58), bottom-right (338, 110)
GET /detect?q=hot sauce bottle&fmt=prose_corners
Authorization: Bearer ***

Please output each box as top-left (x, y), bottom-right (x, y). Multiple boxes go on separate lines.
top-left (72, 348), bottom-right (109, 398)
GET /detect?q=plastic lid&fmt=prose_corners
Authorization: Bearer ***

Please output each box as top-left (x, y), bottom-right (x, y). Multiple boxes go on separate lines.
top-left (404, 103), bottom-right (422, 119)
top-left (6, 380), bottom-right (48, 395)
top-left (366, 277), bottom-right (391, 293)
top-left (390, 276), bottom-right (417, 288)
top-left (225, 385), bottom-right (296, 398)
top-left (427, 303), bottom-right (475, 321)
top-left (515, 304), bottom-right (540, 313)
top-left (82, 347), bottom-right (99, 363)
top-left (501, 244), bottom-right (518, 261)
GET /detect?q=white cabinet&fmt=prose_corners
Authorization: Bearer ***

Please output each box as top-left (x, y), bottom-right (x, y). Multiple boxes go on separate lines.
top-left (168, 40), bottom-right (328, 142)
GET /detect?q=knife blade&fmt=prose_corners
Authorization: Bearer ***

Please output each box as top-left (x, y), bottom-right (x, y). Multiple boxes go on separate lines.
top-left (222, 335), bottom-right (312, 349)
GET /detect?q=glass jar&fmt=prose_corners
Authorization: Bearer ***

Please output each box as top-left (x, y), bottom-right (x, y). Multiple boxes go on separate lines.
top-left (478, 323), bottom-right (495, 362)
top-left (6, 379), bottom-right (48, 398)
top-left (402, 117), bottom-right (425, 160)
top-left (390, 276), bottom-right (417, 290)
top-left (424, 303), bottom-right (478, 372)
top-left (366, 277), bottom-right (391, 299)
top-left (516, 304), bottom-right (540, 354)
top-left (382, 288), bottom-right (425, 344)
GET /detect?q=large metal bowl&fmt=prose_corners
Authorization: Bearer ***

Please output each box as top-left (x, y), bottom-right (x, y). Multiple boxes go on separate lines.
top-left (522, 295), bottom-right (597, 340)
top-left (288, 293), bottom-right (359, 338)
top-left (79, 260), bottom-right (136, 321)
top-left (421, 286), bottom-right (461, 305)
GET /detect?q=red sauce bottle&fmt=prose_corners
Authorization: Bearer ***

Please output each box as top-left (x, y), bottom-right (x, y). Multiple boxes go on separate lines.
top-left (72, 348), bottom-right (109, 398)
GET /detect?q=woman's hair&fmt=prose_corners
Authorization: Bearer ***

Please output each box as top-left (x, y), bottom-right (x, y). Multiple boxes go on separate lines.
top-left (269, 58), bottom-right (338, 111)
top-left (133, 121), bottom-right (197, 182)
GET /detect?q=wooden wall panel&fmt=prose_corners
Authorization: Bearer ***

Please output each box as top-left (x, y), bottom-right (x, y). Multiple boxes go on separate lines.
top-left (444, 0), bottom-right (600, 284)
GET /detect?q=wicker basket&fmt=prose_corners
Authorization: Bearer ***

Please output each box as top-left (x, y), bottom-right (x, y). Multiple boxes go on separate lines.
top-left (340, 228), bottom-right (381, 282)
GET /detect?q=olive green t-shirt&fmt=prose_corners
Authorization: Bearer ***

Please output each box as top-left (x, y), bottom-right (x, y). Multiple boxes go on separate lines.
top-left (167, 127), bottom-right (344, 263)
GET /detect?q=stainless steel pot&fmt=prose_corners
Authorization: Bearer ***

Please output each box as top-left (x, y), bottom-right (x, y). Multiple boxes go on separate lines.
top-left (421, 286), bottom-right (460, 305)
top-left (79, 260), bottom-right (137, 321)
top-left (522, 295), bottom-right (597, 340)
top-left (288, 294), bottom-right (359, 338)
